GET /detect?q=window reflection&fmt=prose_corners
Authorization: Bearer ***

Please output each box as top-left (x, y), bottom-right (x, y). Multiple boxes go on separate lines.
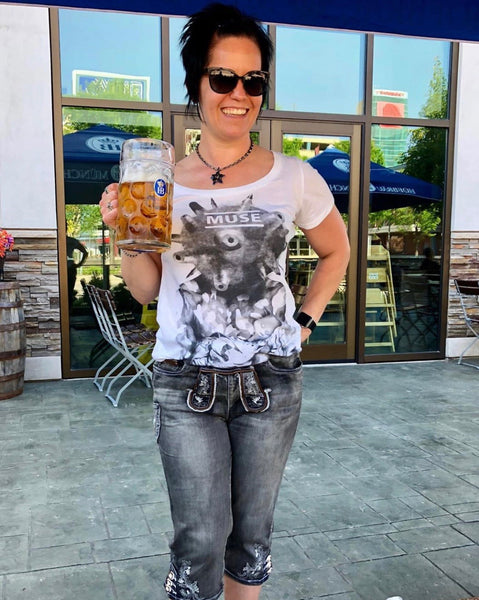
top-left (366, 125), bottom-right (446, 355)
top-left (170, 17), bottom-right (188, 104)
top-left (373, 35), bottom-right (450, 120)
top-left (283, 134), bottom-right (350, 346)
top-left (63, 107), bottom-right (162, 370)
top-left (276, 26), bottom-right (365, 114)
top-left (59, 9), bottom-right (162, 102)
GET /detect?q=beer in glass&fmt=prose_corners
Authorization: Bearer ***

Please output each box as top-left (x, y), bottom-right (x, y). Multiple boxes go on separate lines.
top-left (116, 138), bottom-right (175, 253)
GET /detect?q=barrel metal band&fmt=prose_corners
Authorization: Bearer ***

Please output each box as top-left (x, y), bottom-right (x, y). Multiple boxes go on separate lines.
top-left (0, 349), bottom-right (25, 360)
top-left (0, 322), bottom-right (25, 332)
top-left (0, 372), bottom-right (23, 383)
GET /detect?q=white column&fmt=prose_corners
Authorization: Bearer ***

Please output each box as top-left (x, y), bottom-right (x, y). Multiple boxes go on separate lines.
top-left (448, 43), bottom-right (479, 358)
top-left (0, 5), bottom-right (61, 380)
top-left (0, 5), bottom-right (56, 229)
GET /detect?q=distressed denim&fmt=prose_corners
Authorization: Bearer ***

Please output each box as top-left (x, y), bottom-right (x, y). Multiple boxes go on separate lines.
top-left (153, 353), bottom-right (302, 600)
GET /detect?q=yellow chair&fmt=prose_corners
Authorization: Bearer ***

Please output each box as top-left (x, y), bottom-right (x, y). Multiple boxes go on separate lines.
top-left (365, 287), bottom-right (396, 351)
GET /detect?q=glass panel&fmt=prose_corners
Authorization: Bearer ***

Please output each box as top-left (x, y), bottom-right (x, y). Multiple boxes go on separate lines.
top-left (183, 129), bottom-right (260, 158)
top-left (170, 17), bottom-right (188, 104)
top-left (373, 35), bottom-right (451, 120)
top-left (365, 124), bottom-right (446, 355)
top-left (63, 107), bottom-right (162, 370)
top-left (276, 27), bottom-right (365, 114)
top-left (59, 9), bottom-right (162, 102)
top-left (283, 133), bottom-right (350, 346)
top-left (185, 128), bottom-right (201, 155)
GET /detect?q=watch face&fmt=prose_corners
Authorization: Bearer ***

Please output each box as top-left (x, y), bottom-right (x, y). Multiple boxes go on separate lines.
top-left (296, 312), bottom-right (316, 332)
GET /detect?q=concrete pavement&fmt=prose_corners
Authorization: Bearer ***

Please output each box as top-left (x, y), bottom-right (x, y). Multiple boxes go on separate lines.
top-left (0, 360), bottom-right (478, 600)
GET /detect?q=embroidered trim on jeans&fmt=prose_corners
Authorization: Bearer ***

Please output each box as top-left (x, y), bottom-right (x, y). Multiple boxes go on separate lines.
top-left (164, 558), bottom-right (201, 600)
top-left (186, 371), bottom-right (217, 412)
top-left (238, 370), bottom-right (271, 413)
top-left (240, 544), bottom-right (272, 580)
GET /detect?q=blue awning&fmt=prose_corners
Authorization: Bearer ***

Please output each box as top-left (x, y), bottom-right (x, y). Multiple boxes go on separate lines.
top-left (63, 124), bottom-right (139, 204)
top-left (6, 0), bottom-right (479, 41)
top-left (308, 147), bottom-right (442, 213)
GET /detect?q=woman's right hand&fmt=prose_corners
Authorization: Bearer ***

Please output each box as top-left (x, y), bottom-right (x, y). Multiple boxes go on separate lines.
top-left (100, 183), bottom-right (119, 228)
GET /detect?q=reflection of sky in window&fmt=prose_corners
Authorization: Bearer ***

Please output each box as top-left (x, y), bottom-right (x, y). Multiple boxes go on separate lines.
top-left (276, 27), bottom-right (365, 114)
top-left (170, 17), bottom-right (188, 104)
top-left (59, 10), bottom-right (162, 101)
top-left (373, 35), bottom-right (451, 118)
top-left (59, 9), bottom-right (451, 120)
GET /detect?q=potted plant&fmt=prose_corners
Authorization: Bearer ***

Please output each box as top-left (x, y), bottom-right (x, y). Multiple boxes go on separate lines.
top-left (0, 229), bottom-right (15, 281)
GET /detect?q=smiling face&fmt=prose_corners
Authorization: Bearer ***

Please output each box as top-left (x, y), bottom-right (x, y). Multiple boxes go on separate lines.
top-left (198, 35), bottom-right (264, 144)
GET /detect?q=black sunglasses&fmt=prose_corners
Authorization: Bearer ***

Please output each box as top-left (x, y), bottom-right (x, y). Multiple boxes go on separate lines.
top-left (204, 67), bottom-right (269, 97)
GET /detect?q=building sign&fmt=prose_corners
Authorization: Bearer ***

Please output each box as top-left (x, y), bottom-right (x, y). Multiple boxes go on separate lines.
top-left (72, 69), bottom-right (151, 101)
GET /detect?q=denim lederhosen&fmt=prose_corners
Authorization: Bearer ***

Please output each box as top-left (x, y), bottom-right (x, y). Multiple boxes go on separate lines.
top-left (153, 353), bottom-right (302, 600)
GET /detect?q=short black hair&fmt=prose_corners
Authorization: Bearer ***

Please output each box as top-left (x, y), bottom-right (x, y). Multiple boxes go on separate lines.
top-left (179, 3), bottom-right (273, 113)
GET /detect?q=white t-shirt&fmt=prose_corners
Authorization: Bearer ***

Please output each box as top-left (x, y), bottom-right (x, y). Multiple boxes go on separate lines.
top-left (152, 151), bottom-right (334, 367)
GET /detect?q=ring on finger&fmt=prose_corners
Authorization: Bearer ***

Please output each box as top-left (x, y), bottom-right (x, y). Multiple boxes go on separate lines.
top-left (107, 201), bottom-right (113, 211)
top-left (104, 186), bottom-right (109, 194)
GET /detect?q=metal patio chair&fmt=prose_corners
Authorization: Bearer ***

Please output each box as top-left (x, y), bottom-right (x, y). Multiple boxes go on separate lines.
top-left (454, 278), bottom-right (479, 369)
top-left (397, 273), bottom-right (439, 347)
top-left (85, 284), bottom-right (157, 406)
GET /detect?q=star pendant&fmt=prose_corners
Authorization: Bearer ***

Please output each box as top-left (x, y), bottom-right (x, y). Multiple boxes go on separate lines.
top-left (211, 169), bottom-right (225, 184)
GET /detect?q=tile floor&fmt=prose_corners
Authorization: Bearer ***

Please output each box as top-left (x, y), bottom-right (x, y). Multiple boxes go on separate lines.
top-left (0, 360), bottom-right (478, 600)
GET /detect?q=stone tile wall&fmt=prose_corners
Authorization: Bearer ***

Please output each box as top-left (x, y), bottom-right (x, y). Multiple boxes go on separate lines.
top-left (3, 229), bottom-right (60, 358)
top-left (3, 228), bottom-right (478, 362)
top-left (448, 231), bottom-right (479, 337)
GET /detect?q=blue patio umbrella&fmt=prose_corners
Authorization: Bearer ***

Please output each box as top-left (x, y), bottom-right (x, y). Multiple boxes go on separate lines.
top-left (63, 124), bottom-right (139, 204)
top-left (307, 147), bottom-right (443, 213)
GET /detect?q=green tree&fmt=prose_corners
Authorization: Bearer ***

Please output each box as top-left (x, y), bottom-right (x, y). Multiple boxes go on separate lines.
top-left (66, 205), bottom-right (102, 238)
top-left (370, 59), bottom-right (447, 252)
top-left (63, 78), bottom-right (163, 139)
top-left (334, 140), bottom-right (385, 166)
top-left (282, 137), bottom-right (303, 158)
top-left (400, 57), bottom-right (447, 188)
top-left (420, 57), bottom-right (448, 120)
top-left (63, 107), bottom-right (162, 139)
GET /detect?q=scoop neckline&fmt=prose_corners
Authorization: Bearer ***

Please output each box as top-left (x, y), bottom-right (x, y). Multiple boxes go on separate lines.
top-left (174, 151), bottom-right (281, 194)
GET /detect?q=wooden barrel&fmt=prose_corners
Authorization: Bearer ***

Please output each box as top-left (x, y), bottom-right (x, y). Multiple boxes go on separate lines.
top-left (0, 282), bottom-right (26, 400)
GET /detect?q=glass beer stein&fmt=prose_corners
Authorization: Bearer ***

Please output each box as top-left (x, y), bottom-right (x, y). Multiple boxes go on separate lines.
top-left (115, 138), bottom-right (175, 253)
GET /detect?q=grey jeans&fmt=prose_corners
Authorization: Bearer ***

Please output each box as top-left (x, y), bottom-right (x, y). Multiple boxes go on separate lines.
top-left (153, 353), bottom-right (302, 600)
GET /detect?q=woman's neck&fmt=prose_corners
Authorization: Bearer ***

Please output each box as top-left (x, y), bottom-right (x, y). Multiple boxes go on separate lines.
top-left (197, 133), bottom-right (253, 168)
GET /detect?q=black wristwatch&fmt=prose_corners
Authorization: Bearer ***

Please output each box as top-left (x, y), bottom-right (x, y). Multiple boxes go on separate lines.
top-left (295, 311), bottom-right (317, 333)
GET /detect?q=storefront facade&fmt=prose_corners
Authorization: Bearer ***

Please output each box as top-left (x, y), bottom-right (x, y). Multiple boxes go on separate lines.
top-left (1, 4), bottom-right (478, 380)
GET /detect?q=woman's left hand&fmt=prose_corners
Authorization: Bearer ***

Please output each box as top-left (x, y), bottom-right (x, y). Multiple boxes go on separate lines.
top-left (300, 327), bottom-right (312, 343)
top-left (100, 183), bottom-right (119, 228)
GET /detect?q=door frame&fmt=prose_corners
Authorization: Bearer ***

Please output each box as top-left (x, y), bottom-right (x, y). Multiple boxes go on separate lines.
top-left (172, 113), bottom-right (272, 157)
top-left (271, 120), bottom-right (361, 362)
top-left (172, 113), bottom-right (361, 362)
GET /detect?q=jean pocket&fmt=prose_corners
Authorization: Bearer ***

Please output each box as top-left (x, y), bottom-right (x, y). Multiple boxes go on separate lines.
top-left (153, 359), bottom-right (187, 379)
top-left (266, 352), bottom-right (302, 373)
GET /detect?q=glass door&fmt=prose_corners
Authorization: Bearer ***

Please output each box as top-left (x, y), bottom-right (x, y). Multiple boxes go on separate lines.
top-left (271, 121), bottom-right (360, 362)
top-left (173, 115), bottom-right (360, 363)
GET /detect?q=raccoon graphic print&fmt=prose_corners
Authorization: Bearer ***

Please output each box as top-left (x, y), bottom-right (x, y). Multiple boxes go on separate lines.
top-left (152, 152), bottom-right (334, 368)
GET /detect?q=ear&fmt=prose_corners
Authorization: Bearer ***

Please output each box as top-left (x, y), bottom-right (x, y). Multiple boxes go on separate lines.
top-left (240, 194), bottom-right (253, 210)
top-left (188, 201), bottom-right (205, 215)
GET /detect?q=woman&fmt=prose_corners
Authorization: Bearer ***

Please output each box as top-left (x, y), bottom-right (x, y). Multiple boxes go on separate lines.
top-left (100, 4), bottom-right (350, 599)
